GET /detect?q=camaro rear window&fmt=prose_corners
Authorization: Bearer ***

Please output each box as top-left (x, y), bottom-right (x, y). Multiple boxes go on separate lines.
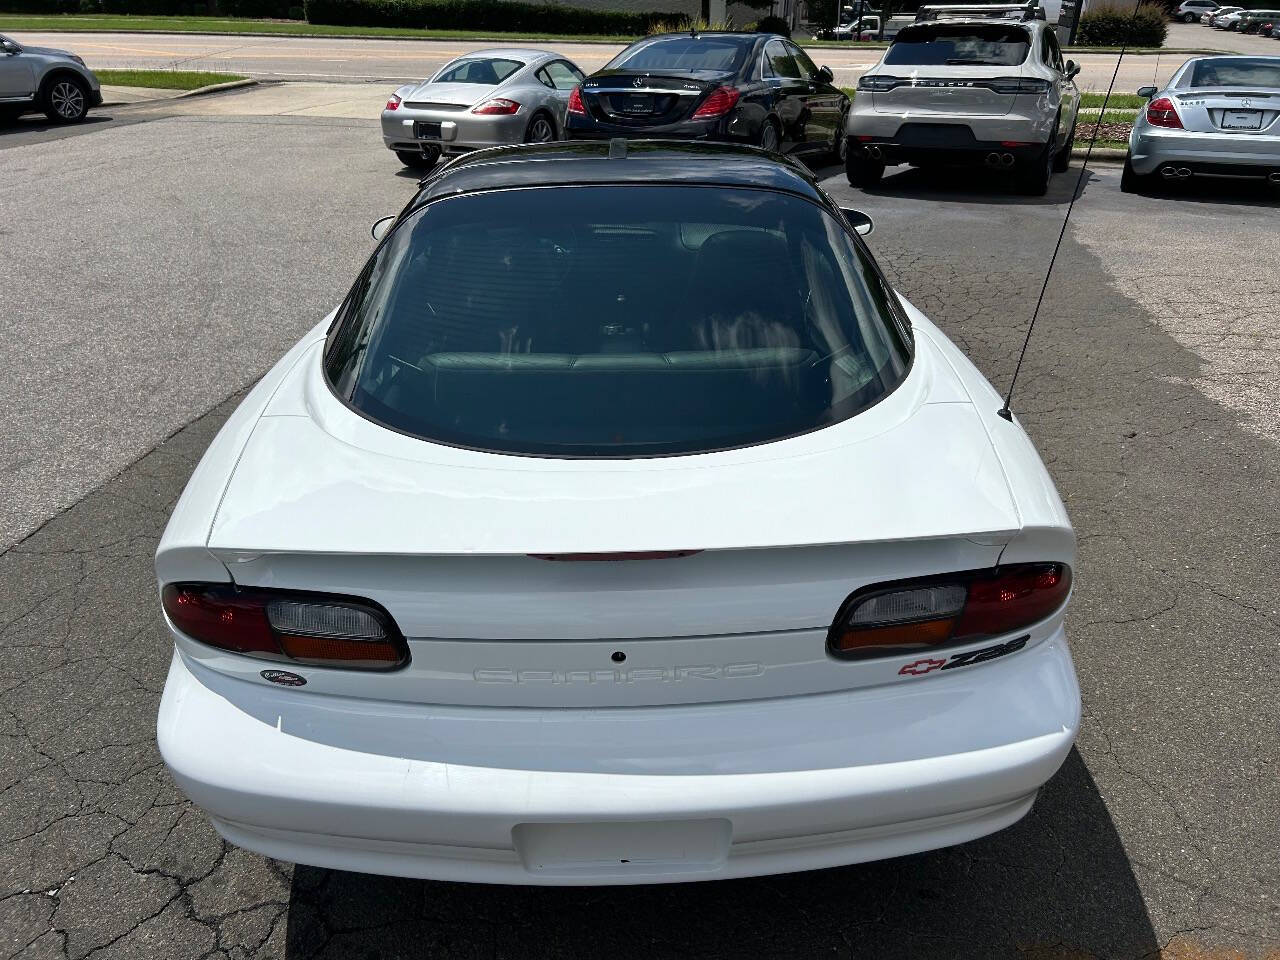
top-left (885, 25), bottom-right (1031, 66)
top-left (325, 186), bottom-right (911, 458)
top-left (609, 37), bottom-right (751, 73)
top-left (435, 58), bottom-right (524, 84)
top-left (1189, 58), bottom-right (1280, 88)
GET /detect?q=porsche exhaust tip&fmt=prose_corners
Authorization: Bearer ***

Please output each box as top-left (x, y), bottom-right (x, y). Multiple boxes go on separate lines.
top-left (1268, 171), bottom-right (1280, 184)
top-left (865, 145), bottom-right (883, 160)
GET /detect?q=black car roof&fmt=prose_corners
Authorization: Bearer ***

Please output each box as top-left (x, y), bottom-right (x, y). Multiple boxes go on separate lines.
top-left (409, 140), bottom-right (828, 210)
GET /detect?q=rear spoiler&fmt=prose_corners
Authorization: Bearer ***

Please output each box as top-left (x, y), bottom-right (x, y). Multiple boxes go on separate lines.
top-left (915, 2), bottom-right (1046, 20)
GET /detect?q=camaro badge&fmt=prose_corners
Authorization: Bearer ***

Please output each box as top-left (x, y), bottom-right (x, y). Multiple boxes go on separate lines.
top-left (899, 635), bottom-right (1031, 677)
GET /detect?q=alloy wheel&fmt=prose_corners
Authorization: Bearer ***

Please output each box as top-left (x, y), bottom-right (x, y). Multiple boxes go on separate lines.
top-left (528, 116), bottom-right (555, 143)
top-left (52, 81), bottom-right (85, 120)
top-left (760, 123), bottom-right (779, 153)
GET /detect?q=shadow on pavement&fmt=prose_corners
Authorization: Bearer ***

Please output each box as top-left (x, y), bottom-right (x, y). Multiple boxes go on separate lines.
top-left (849, 161), bottom-right (1095, 206)
top-left (284, 749), bottom-right (1156, 959)
top-left (1125, 175), bottom-right (1280, 208)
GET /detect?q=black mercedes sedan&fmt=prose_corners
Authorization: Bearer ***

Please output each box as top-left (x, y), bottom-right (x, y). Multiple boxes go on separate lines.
top-left (564, 32), bottom-right (849, 161)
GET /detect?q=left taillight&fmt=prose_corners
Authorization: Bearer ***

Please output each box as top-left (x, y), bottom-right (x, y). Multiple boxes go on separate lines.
top-left (386, 93), bottom-right (401, 111)
top-left (161, 583), bottom-right (409, 670)
top-left (1146, 96), bottom-right (1183, 129)
top-left (691, 85), bottom-right (741, 119)
top-left (828, 563), bottom-right (1071, 659)
top-left (567, 85), bottom-right (586, 115)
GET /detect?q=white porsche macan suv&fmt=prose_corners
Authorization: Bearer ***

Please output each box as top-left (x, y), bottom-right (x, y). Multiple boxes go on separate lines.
top-left (155, 141), bottom-right (1080, 886)
top-left (845, 10), bottom-right (1081, 194)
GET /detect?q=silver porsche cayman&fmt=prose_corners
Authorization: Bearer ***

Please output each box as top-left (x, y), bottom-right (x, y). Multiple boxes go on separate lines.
top-left (381, 48), bottom-right (586, 169)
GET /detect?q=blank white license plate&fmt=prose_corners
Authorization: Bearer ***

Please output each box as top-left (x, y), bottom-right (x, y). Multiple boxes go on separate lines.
top-left (1221, 110), bottom-right (1263, 130)
top-left (513, 819), bottom-right (732, 877)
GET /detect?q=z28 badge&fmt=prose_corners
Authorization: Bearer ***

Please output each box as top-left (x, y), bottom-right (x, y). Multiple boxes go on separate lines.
top-left (898, 635), bottom-right (1030, 677)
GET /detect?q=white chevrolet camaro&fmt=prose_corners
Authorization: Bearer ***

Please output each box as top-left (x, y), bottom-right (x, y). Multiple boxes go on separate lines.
top-left (155, 140), bottom-right (1079, 885)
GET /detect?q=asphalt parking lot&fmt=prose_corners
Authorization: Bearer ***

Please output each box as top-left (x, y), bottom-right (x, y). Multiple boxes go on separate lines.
top-left (2, 89), bottom-right (1279, 959)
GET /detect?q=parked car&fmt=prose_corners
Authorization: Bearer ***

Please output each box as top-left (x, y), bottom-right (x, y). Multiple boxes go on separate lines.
top-left (1214, 8), bottom-right (1247, 27)
top-left (381, 48), bottom-right (585, 168)
top-left (565, 32), bottom-right (849, 162)
top-left (1238, 10), bottom-right (1279, 32)
top-left (0, 32), bottom-right (101, 123)
top-left (833, 15), bottom-right (882, 38)
top-left (1175, 0), bottom-right (1218, 22)
top-left (844, 12), bottom-right (1081, 195)
top-left (154, 138), bottom-right (1080, 886)
top-left (1123, 55), bottom-right (1280, 191)
top-left (1203, 4), bottom-right (1239, 22)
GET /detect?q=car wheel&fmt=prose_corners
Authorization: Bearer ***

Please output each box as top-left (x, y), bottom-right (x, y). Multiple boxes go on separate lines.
top-left (1183, 13), bottom-right (1196, 22)
top-left (1016, 135), bottom-right (1055, 196)
top-left (43, 75), bottom-right (90, 124)
top-left (758, 120), bottom-right (781, 153)
top-left (1120, 157), bottom-right (1155, 194)
top-left (1052, 119), bottom-right (1076, 173)
top-left (845, 150), bottom-right (885, 188)
top-left (524, 112), bottom-right (556, 144)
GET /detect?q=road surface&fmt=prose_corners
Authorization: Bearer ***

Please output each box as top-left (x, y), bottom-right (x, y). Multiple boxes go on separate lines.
top-left (1, 28), bottom-right (1241, 91)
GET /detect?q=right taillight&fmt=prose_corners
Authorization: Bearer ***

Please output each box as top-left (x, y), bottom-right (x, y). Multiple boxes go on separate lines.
top-left (828, 563), bottom-right (1071, 659)
top-left (162, 583), bottom-right (408, 670)
top-left (567, 85), bottom-right (586, 115)
top-left (691, 86), bottom-right (741, 119)
top-left (1146, 96), bottom-right (1184, 128)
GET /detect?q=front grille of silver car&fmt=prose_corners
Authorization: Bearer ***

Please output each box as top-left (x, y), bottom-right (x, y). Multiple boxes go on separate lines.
top-left (404, 102), bottom-right (468, 111)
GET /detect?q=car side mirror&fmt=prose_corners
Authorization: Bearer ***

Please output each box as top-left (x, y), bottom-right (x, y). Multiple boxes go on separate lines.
top-left (818, 65), bottom-right (834, 83)
top-left (840, 207), bottom-right (873, 236)
top-left (1137, 85), bottom-right (1157, 99)
top-left (371, 215), bottom-right (395, 241)
top-left (1064, 60), bottom-right (1080, 80)
top-left (1, 41), bottom-right (19, 54)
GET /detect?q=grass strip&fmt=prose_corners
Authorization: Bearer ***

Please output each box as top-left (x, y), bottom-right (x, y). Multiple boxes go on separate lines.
top-left (95, 68), bottom-right (248, 89)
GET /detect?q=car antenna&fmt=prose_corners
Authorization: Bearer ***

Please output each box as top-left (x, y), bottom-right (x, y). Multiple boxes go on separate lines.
top-left (998, 1), bottom-right (1142, 422)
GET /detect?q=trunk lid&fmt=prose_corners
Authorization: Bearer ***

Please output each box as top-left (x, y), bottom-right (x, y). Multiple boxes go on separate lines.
top-left (195, 335), bottom-right (1036, 708)
top-left (871, 64), bottom-right (1024, 118)
top-left (403, 81), bottom-right (495, 109)
top-left (579, 71), bottom-right (727, 126)
top-left (1172, 88), bottom-right (1280, 134)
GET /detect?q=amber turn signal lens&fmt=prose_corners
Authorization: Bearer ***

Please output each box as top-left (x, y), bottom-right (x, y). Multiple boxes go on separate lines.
top-left (832, 616), bottom-right (956, 653)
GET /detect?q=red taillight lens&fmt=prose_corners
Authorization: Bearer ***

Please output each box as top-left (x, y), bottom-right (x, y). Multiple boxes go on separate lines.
top-left (386, 93), bottom-right (401, 111)
top-left (567, 85), bottom-right (586, 115)
top-left (472, 97), bottom-right (520, 115)
top-left (691, 86), bottom-right (741, 119)
top-left (828, 563), bottom-right (1072, 658)
top-left (161, 583), bottom-right (408, 670)
top-left (1146, 97), bottom-right (1183, 129)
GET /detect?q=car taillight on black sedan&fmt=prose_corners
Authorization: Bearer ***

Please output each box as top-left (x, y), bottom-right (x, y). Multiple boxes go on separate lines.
top-left (828, 563), bottom-right (1071, 658)
top-left (568, 85), bottom-right (586, 115)
top-left (162, 583), bottom-right (409, 669)
top-left (691, 86), bottom-right (741, 119)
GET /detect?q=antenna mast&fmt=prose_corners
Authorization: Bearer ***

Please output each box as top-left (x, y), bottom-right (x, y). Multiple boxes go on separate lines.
top-left (998, 1), bottom-right (1143, 421)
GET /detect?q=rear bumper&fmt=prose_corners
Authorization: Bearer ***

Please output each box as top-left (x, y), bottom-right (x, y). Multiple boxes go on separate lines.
top-left (565, 114), bottom-right (749, 144)
top-left (847, 112), bottom-right (1053, 166)
top-left (1129, 126), bottom-right (1280, 176)
top-left (380, 108), bottom-right (529, 155)
top-left (158, 629), bottom-right (1080, 885)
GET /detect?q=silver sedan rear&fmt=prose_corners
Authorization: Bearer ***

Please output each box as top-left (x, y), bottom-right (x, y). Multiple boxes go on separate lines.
top-left (381, 49), bottom-right (585, 168)
top-left (1123, 56), bottom-right (1280, 191)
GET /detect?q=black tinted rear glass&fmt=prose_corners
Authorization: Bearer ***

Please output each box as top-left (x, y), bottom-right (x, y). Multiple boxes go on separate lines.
top-left (435, 58), bottom-right (524, 84)
top-left (885, 24), bottom-right (1031, 66)
top-left (610, 36), bottom-right (752, 73)
top-left (1190, 58), bottom-right (1280, 87)
top-left (326, 186), bottom-right (910, 458)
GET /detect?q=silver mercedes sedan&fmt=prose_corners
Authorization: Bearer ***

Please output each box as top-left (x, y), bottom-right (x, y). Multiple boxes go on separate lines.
top-left (381, 49), bottom-right (585, 168)
top-left (1123, 55), bottom-right (1280, 192)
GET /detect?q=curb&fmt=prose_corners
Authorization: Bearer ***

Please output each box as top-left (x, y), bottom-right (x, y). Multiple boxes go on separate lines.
top-left (1072, 146), bottom-right (1127, 162)
top-left (100, 76), bottom-right (256, 107)
top-left (176, 77), bottom-right (258, 98)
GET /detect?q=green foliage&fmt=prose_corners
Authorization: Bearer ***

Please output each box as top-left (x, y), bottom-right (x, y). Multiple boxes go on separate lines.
top-left (304, 0), bottom-right (683, 34)
top-left (1075, 0), bottom-right (1167, 46)
top-left (754, 13), bottom-right (789, 34)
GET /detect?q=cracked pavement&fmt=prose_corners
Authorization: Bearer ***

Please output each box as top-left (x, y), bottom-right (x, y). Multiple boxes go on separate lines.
top-left (2, 96), bottom-right (1279, 958)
